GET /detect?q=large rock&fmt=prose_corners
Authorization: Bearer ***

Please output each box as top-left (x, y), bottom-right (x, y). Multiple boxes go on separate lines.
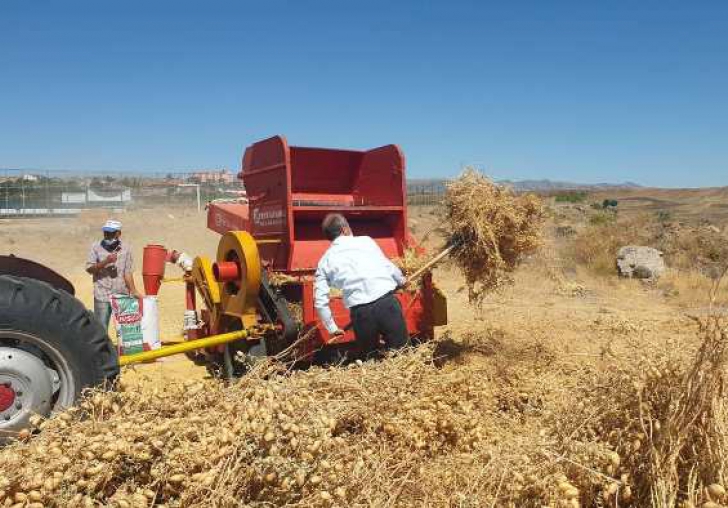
top-left (616, 246), bottom-right (666, 280)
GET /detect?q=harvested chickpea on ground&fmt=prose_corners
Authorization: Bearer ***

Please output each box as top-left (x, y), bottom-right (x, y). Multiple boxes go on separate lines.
top-left (0, 346), bottom-right (494, 507)
top-left (1, 312), bottom-right (726, 507)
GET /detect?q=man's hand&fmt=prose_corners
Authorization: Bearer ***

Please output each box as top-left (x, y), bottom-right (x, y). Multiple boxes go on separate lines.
top-left (328, 329), bottom-right (345, 343)
top-left (103, 253), bottom-right (118, 266)
top-left (131, 290), bottom-right (144, 300)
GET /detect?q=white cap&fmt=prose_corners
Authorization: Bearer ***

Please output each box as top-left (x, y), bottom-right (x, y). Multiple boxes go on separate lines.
top-left (102, 219), bottom-right (122, 232)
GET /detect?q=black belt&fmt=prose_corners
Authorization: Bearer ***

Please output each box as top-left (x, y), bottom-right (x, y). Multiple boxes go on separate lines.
top-left (350, 290), bottom-right (395, 311)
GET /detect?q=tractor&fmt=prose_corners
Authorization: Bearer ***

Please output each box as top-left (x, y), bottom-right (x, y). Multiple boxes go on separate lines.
top-left (0, 135), bottom-right (447, 439)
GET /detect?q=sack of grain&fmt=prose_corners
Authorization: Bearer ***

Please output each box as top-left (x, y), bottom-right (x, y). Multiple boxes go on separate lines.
top-left (111, 295), bottom-right (161, 355)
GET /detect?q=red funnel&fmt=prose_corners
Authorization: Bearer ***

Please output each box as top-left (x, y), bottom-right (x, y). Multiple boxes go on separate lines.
top-left (142, 244), bottom-right (167, 296)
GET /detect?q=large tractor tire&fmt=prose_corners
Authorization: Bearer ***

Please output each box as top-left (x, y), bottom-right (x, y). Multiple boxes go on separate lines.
top-left (0, 275), bottom-right (119, 439)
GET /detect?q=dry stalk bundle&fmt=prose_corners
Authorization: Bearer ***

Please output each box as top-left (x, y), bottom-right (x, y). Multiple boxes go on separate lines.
top-left (268, 272), bottom-right (302, 287)
top-left (552, 311), bottom-right (728, 507)
top-left (393, 247), bottom-right (430, 276)
top-left (444, 168), bottom-right (544, 303)
top-left (0, 345), bottom-right (492, 507)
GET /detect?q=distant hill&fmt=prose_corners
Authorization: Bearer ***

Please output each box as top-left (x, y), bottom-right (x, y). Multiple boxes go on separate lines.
top-left (407, 178), bottom-right (643, 192)
top-left (499, 179), bottom-right (643, 191)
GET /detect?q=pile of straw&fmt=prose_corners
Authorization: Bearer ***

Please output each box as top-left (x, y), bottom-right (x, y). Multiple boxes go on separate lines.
top-left (4, 315), bottom-right (728, 507)
top-left (444, 169), bottom-right (544, 303)
top-left (393, 248), bottom-right (431, 284)
top-left (0, 346), bottom-right (492, 507)
top-left (550, 310), bottom-right (728, 507)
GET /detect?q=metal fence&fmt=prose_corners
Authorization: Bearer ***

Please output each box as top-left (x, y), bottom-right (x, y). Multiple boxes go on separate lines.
top-left (0, 175), bottom-right (244, 218)
top-left (0, 173), bottom-right (447, 218)
top-left (407, 180), bottom-right (448, 206)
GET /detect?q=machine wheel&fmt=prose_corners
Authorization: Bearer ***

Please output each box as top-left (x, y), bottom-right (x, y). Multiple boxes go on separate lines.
top-left (0, 276), bottom-right (119, 440)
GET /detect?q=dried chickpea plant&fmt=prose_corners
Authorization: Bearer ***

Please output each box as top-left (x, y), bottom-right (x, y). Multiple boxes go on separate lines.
top-left (443, 168), bottom-right (545, 303)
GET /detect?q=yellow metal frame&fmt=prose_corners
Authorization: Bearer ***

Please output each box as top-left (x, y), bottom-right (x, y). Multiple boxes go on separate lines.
top-left (191, 255), bottom-right (221, 311)
top-left (161, 276), bottom-right (186, 283)
top-left (118, 329), bottom-right (248, 366)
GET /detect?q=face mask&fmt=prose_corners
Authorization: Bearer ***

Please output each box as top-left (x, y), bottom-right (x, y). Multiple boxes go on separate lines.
top-left (101, 238), bottom-right (121, 252)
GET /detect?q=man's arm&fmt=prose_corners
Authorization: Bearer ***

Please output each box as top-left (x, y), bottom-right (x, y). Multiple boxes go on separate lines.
top-left (86, 246), bottom-right (116, 275)
top-left (122, 249), bottom-right (142, 298)
top-left (388, 260), bottom-right (406, 287)
top-left (314, 260), bottom-right (341, 334)
top-left (124, 273), bottom-right (141, 298)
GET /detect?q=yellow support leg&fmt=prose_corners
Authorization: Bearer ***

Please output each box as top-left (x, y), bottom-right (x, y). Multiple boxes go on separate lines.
top-left (119, 329), bottom-right (249, 366)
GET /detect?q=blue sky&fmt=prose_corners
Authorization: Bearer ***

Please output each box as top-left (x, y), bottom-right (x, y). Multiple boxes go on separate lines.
top-left (1, 1), bottom-right (727, 187)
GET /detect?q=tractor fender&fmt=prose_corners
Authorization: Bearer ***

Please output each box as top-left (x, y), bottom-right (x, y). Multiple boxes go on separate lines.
top-left (0, 255), bottom-right (75, 295)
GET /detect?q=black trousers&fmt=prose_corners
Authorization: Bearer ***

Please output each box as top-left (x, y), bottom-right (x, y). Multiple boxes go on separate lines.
top-left (350, 292), bottom-right (409, 357)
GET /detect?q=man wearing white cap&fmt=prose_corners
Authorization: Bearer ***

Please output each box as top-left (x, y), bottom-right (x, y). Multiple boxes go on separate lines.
top-left (85, 219), bottom-right (141, 329)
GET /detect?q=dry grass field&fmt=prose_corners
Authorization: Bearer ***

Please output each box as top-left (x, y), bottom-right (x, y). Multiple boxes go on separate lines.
top-left (1, 185), bottom-right (727, 507)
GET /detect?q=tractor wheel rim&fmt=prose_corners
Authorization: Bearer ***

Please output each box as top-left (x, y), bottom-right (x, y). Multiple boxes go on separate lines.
top-left (0, 384), bottom-right (15, 412)
top-left (0, 330), bottom-right (77, 436)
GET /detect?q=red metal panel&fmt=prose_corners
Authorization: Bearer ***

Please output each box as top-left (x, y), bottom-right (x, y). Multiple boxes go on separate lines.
top-left (289, 147), bottom-right (364, 195)
top-left (301, 280), bottom-right (355, 346)
top-left (289, 237), bottom-right (400, 272)
top-left (354, 145), bottom-right (406, 207)
top-left (242, 136), bottom-right (292, 270)
top-left (207, 202), bottom-right (249, 235)
top-left (291, 192), bottom-right (355, 205)
top-left (302, 281), bottom-right (317, 323)
top-left (239, 136), bottom-right (409, 274)
top-left (398, 291), bottom-right (429, 337)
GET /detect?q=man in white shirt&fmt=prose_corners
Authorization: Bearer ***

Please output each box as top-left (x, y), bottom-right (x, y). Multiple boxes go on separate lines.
top-left (314, 213), bottom-right (409, 357)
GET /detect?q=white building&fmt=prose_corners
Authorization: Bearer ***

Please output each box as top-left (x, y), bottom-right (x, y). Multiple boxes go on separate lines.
top-left (61, 188), bottom-right (132, 205)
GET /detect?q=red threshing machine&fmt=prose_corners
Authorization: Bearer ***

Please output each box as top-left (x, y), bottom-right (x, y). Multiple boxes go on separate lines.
top-left (140, 135), bottom-right (447, 374)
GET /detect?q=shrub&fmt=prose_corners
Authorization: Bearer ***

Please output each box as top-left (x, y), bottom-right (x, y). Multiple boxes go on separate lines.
top-left (569, 211), bottom-right (728, 280)
top-left (656, 210), bottom-right (672, 223)
top-left (588, 211), bottom-right (617, 226)
top-left (570, 215), bottom-right (654, 275)
top-left (554, 191), bottom-right (588, 203)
